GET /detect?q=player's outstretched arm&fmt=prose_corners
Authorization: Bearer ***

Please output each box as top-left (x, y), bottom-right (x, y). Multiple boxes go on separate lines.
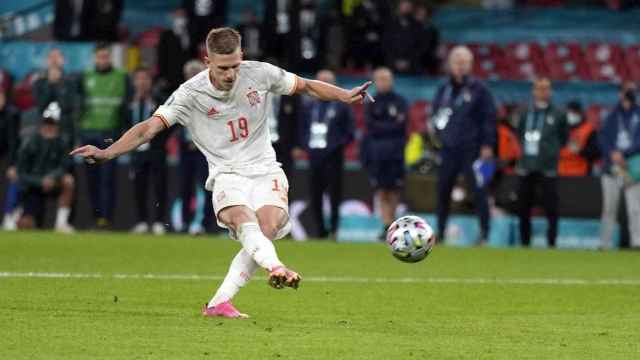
top-left (69, 116), bottom-right (167, 164)
top-left (295, 77), bottom-right (373, 104)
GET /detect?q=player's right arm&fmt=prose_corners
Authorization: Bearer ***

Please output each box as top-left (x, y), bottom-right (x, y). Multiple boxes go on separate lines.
top-left (69, 116), bottom-right (167, 164)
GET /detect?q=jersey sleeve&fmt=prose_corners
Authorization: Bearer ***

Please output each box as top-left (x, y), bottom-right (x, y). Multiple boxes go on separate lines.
top-left (153, 86), bottom-right (193, 127)
top-left (263, 62), bottom-right (297, 96)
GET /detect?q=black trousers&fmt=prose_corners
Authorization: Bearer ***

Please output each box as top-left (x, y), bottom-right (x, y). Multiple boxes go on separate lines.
top-left (180, 145), bottom-right (213, 230)
top-left (517, 172), bottom-right (558, 247)
top-left (131, 152), bottom-right (167, 223)
top-left (436, 147), bottom-right (490, 239)
top-left (82, 133), bottom-right (117, 222)
top-left (309, 149), bottom-right (344, 238)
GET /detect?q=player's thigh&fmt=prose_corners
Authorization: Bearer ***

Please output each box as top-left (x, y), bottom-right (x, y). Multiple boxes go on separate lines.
top-left (212, 174), bottom-right (254, 228)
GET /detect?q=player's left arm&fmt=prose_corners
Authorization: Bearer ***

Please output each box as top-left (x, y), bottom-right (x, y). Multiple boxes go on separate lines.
top-left (294, 76), bottom-right (373, 104)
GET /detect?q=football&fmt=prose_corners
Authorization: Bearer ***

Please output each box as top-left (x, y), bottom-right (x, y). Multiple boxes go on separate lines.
top-left (385, 215), bottom-right (436, 263)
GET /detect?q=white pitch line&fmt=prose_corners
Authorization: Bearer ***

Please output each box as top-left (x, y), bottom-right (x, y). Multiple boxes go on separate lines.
top-left (1, 272), bottom-right (640, 286)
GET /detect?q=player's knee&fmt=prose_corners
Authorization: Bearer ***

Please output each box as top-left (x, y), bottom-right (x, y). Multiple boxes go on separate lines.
top-left (259, 218), bottom-right (281, 241)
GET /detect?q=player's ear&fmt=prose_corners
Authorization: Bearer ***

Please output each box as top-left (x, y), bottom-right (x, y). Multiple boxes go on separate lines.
top-left (203, 56), bottom-right (210, 65)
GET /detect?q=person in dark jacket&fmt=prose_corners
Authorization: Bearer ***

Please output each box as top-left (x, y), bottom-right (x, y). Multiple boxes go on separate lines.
top-left (0, 89), bottom-right (21, 230)
top-left (598, 82), bottom-right (640, 249)
top-left (33, 48), bottom-right (81, 152)
top-left (382, 0), bottom-right (424, 74)
top-left (157, 8), bottom-right (193, 95)
top-left (362, 67), bottom-right (408, 240)
top-left (128, 68), bottom-right (169, 236)
top-left (294, 70), bottom-right (355, 239)
top-left (515, 78), bottom-right (568, 248)
top-left (431, 46), bottom-right (496, 244)
top-left (183, 0), bottom-right (227, 55)
top-left (16, 106), bottom-right (75, 233)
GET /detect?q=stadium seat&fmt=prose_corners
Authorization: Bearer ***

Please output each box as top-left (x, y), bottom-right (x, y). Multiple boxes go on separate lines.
top-left (408, 100), bottom-right (429, 134)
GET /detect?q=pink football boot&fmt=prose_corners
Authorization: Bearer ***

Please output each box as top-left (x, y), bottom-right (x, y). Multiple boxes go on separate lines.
top-left (201, 301), bottom-right (249, 319)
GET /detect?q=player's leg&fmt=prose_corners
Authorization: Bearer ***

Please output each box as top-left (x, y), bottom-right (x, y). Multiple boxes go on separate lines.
top-left (517, 173), bottom-right (536, 246)
top-left (600, 175), bottom-right (621, 249)
top-left (17, 188), bottom-right (41, 229)
top-left (54, 174), bottom-right (75, 233)
top-left (540, 174), bottom-right (559, 248)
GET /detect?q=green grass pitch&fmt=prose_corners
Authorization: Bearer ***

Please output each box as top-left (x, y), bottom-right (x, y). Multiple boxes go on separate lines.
top-left (1, 231), bottom-right (639, 359)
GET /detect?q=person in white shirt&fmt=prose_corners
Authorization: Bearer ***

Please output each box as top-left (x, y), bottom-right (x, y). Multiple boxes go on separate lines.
top-left (70, 27), bottom-right (372, 318)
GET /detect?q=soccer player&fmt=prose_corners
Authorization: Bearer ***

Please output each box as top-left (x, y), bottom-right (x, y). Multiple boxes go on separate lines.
top-left (70, 27), bottom-right (371, 318)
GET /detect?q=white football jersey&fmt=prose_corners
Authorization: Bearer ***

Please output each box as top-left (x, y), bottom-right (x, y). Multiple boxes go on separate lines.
top-left (154, 61), bottom-right (297, 189)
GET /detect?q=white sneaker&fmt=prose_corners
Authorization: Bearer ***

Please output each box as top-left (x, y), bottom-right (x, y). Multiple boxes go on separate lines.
top-left (55, 223), bottom-right (76, 234)
top-left (131, 222), bottom-right (149, 234)
top-left (151, 222), bottom-right (166, 236)
top-left (189, 224), bottom-right (204, 236)
top-left (2, 215), bottom-right (16, 231)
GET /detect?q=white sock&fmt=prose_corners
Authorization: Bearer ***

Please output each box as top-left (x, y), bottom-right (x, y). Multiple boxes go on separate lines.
top-left (208, 249), bottom-right (259, 308)
top-left (237, 222), bottom-right (283, 271)
top-left (56, 207), bottom-right (71, 227)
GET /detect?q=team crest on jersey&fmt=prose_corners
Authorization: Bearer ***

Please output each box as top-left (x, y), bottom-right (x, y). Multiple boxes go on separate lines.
top-left (207, 106), bottom-right (218, 116)
top-left (246, 88), bottom-right (261, 107)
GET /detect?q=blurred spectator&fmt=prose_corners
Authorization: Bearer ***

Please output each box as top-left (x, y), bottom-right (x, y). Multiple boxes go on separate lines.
top-left (383, 0), bottom-right (423, 74)
top-left (238, 9), bottom-right (263, 60)
top-left (33, 49), bottom-right (81, 152)
top-left (93, 0), bottom-right (124, 42)
top-left (558, 100), bottom-right (600, 177)
top-left (362, 67), bottom-right (408, 240)
top-left (53, 0), bottom-right (123, 41)
top-left (344, 0), bottom-right (389, 70)
top-left (78, 44), bottom-right (129, 229)
top-left (295, 70), bottom-right (355, 239)
top-left (263, 0), bottom-right (299, 68)
top-left (53, 0), bottom-right (93, 41)
top-left (157, 9), bottom-right (193, 95)
top-left (598, 82), bottom-right (640, 249)
top-left (414, 4), bottom-right (440, 75)
top-left (0, 68), bottom-right (13, 95)
top-left (128, 68), bottom-right (168, 235)
top-left (16, 106), bottom-right (75, 233)
top-left (515, 78), bottom-right (568, 248)
top-left (496, 104), bottom-right (522, 175)
top-left (179, 60), bottom-right (214, 235)
top-left (0, 88), bottom-right (21, 230)
top-left (431, 46), bottom-right (496, 243)
top-left (294, 0), bottom-right (323, 73)
top-left (267, 61), bottom-right (301, 178)
top-left (183, 0), bottom-right (228, 55)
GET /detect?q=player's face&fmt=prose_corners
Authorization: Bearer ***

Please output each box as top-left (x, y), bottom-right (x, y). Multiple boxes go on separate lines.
top-left (40, 123), bottom-right (59, 139)
top-left (206, 48), bottom-right (243, 91)
top-left (47, 49), bottom-right (65, 69)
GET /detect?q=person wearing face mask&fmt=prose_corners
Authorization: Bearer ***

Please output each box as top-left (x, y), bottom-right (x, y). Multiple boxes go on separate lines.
top-left (598, 82), bottom-right (640, 249)
top-left (515, 78), bottom-right (568, 248)
top-left (157, 9), bottom-right (194, 96)
top-left (78, 43), bottom-right (130, 229)
top-left (558, 100), bottom-right (600, 177)
top-left (431, 46), bottom-right (497, 244)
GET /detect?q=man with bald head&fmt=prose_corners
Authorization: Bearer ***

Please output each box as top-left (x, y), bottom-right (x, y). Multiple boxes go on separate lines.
top-left (431, 46), bottom-right (497, 244)
top-left (295, 70), bottom-right (355, 239)
top-left (515, 78), bottom-right (568, 248)
top-left (362, 67), bottom-right (408, 240)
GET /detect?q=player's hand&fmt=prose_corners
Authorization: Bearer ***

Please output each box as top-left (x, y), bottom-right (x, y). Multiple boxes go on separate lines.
top-left (342, 81), bottom-right (374, 104)
top-left (70, 145), bottom-right (111, 164)
top-left (41, 177), bottom-right (55, 192)
top-left (6, 166), bottom-right (17, 182)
